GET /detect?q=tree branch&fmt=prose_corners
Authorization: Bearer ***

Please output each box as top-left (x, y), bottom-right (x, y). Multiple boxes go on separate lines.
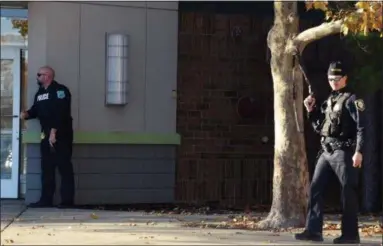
top-left (287, 20), bottom-right (343, 54)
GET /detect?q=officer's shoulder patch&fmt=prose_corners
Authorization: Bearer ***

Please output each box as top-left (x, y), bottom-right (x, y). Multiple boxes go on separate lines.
top-left (354, 99), bottom-right (365, 112)
top-left (57, 90), bottom-right (65, 99)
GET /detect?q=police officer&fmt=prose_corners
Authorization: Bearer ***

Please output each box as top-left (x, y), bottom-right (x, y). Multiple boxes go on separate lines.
top-left (294, 61), bottom-right (365, 244)
top-left (21, 66), bottom-right (75, 209)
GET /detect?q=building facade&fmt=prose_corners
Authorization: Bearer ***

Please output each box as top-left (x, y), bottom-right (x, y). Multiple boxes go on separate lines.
top-left (2, 1), bottom-right (180, 205)
top-left (1, 1), bottom-right (382, 211)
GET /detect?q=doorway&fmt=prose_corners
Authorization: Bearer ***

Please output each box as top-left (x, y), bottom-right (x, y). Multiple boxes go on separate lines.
top-left (1, 46), bottom-right (22, 198)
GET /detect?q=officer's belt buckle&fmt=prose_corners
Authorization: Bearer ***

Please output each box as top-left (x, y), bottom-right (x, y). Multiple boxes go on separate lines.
top-left (329, 141), bottom-right (349, 150)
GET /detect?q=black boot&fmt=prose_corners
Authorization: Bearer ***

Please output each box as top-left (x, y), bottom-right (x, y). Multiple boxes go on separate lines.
top-left (28, 200), bottom-right (53, 208)
top-left (333, 235), bottom-right (360, 244)
top-left (294, 230), bottom-right (324, 242)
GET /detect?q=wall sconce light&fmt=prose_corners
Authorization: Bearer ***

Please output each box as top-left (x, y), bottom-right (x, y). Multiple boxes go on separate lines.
top-left (105, 33), bottom-right (129, 106)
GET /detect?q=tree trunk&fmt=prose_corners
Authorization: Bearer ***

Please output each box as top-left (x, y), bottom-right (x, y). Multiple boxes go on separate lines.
top-left (362, 91), bottom-right (381, 213)
top-left (257, 2), bottom-right (309, 229)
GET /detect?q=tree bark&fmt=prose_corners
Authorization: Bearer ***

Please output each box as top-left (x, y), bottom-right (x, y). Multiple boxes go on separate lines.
top-left (289, 20), bottom-right (342, 54)
top-left (256, 2), bottom-right (344, 230)
top-left (257, 2), bottom-right (309, 229)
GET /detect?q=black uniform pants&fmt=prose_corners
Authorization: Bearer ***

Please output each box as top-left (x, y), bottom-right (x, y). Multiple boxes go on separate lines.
top-left (305, 148), bottom-right (360, 238)
top-left (39, 137), bottom-right (75, 204)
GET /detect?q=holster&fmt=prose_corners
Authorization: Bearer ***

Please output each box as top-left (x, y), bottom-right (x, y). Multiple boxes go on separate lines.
top-left (322, 142), bottom-right (334, 153)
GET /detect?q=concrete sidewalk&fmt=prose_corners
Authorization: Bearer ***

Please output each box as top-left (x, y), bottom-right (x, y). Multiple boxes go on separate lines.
top-left (1, 200), bottom-right (26, 231)
top-left (1, 202), bottom-right (382, 245)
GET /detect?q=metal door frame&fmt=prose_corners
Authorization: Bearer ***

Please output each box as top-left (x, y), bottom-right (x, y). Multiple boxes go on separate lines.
top-left (1, 45), bottom-right (21, 198)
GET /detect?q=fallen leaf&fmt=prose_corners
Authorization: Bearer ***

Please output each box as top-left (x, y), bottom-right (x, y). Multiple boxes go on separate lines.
top-left (323, 223), bottom-right (340, 230)
top-left (363, 232), bottom-right (372, 237)
top-left (374, 226), bottom-right (382, 234)
top-left (90, 213), bottom-right (99, 219)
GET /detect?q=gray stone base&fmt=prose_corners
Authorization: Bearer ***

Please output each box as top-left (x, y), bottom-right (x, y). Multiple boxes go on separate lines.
top-left (25, 144), bottom-right (175, 205)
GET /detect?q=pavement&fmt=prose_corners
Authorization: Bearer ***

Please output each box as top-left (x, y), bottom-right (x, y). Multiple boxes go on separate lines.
top-left (0, 200), bottom-right (26, 231)
top-left (1, 200), bottom-right (382, 245)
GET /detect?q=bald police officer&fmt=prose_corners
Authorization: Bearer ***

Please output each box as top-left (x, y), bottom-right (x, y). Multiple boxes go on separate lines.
top-left (21, 66), bottom-right (75, 209)
top-left (294, 61), bottom-right (365, 244)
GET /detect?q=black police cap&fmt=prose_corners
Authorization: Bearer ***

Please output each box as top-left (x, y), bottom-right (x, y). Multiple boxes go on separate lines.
top-left (328, 61), bottom-right (347, 76)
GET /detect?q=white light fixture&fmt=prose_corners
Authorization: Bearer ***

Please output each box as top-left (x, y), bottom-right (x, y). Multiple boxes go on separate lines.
top-left (105, 33), bottom-right (129, 106)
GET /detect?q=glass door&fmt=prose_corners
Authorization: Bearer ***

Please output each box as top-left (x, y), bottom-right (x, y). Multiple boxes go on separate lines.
top-left (1, 46), bottom-right (21, 198)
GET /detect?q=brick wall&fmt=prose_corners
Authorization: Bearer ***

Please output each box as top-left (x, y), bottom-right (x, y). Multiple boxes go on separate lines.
top-left (175, 13), bottom-right (275, 208)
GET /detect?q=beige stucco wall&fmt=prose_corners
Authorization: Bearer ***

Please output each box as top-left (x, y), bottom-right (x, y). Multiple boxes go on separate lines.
top-left (27, 1), bottom-right (178, 133)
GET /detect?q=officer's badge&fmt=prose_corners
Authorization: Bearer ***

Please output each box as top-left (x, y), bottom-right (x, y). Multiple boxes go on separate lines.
top-left (40, 132), bottom-right (45, 140)
top-left (354, 99), bottom-right (365, 112)
top-left (57, 90), bottom-right (65, 99)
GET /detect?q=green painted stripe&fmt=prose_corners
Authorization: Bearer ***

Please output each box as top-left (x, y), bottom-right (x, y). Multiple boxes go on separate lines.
top-left (22, 131), bottom-right (181, 145)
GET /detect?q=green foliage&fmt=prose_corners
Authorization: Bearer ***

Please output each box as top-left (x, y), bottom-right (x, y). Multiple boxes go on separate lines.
top-left (344, 33), bottom-right (383, 96)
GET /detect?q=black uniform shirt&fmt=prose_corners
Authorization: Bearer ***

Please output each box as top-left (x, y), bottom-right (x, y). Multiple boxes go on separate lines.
top-left (27, 81), bottom-right (73, 136)
top-left (308, 88), bottom-right (365, 154)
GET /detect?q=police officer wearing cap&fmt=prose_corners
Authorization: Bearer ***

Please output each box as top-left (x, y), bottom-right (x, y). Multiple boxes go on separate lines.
top-left (20, 66), bottom-right (75, 209)
top-left (294, 61), bottom-right (365, 244)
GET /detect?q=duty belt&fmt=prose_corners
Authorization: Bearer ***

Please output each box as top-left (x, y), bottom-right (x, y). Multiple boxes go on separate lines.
top-left (321, 137), bottom-right (355, 153)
